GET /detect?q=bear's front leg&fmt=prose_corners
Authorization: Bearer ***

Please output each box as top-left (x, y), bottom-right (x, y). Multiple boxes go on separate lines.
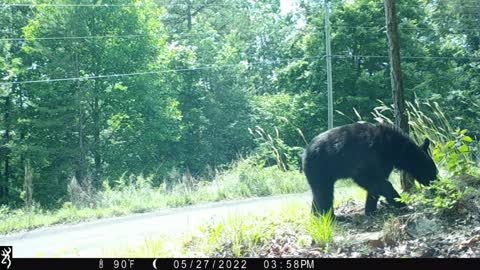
top-left (365, 191), bottom-right (379, 215)
top-left (380, 181), bottom-right (406, 208)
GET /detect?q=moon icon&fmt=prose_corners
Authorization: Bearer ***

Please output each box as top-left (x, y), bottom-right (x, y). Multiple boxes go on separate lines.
top-left (153, 258), bottom-right (158, 269)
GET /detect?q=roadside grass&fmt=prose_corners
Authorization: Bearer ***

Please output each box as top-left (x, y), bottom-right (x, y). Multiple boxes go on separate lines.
top-left (0, 159), bottom-right (308, 234)
top-left (107, 200), bottom-right (330, 257)
top-left (109, 180), bottom-right (380, 257)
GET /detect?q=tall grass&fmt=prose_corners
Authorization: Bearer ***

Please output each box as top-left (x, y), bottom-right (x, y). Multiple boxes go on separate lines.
top-left (307, 210), bottom-right (336, 247)
top-left (372, 99), bottom-right (454, 145)
top-left (248, 124), bottom-right (305, 172)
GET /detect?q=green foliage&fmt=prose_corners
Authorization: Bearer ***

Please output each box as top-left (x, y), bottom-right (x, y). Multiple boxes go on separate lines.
top-left (432, 129), bottom-right (476, 176)
top-left (399, 178), bottom-right (463, 212)
top-left (252, 92), bottom-right (325, 147)
top-left (306, 210), bottom-right (336, 248)
top-left (248, 126), bottom-right (304, 172)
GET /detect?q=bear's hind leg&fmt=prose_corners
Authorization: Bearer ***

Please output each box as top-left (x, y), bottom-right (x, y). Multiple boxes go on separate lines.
top-left (311, 181), bottom-right (334, 217)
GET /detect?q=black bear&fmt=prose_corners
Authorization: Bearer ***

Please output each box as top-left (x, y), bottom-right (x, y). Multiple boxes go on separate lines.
top-left (302, 122), bottom-right (437, 216)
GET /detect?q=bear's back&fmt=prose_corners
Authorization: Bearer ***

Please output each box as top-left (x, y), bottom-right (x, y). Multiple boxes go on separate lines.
top-left (302, 122), bottom-right (394, 180)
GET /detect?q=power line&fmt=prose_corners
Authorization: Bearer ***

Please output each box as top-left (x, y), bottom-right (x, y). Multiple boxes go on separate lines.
top-left (0, 2), bottom-right (247, 8)
top-left (3, 24), bottom-right (479, 43)
top-left (397, 4), bottom-right (480, 9)
top-left (2, 54), bottom-right (479, 87)
top-left (0, 34), bottom-right (150, 42)
top-left (332, 54), bottom-right (480, 60)
top-left (3, 1), bottom-right (480, 11)
top-left (0, 56), bottom-right (324, 86)
top-left (0, 22), bottom-right (268, 42)
top-left (331, 25), bottom-right (480, 36)
top-left (1, 3), bottom-right (137, 7)
top-left (0, 27), bottom-right (285, 42)
top-left (328, 1), bottom-right (480, 10)
top-left (333, 25), bottom-right (480, 32)
top-left (6, 1), bottom-right (476, 12)
top-left (347, 2), bottom-right (480, 9)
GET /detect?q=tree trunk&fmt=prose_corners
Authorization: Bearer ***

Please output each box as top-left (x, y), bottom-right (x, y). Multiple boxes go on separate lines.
top-left (75, 52), bottom-right (87, 186)
top-left (384, 0), bottom-right (413, 191)
top-left (93, 94), bottom-right (101, 187)
top-left (187, 0), bottom-right (192, 31)
top-left (2, 95), bottom-right (11, 204)
top-left (477, 0), bottom-right (480, 49)
top-left (89, 9), bottom-right (102, 188)
top-left (2, 7), bottom-right (14, 205)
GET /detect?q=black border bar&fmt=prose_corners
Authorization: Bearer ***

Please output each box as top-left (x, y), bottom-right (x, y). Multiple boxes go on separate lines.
top-left (7, 258), bottom-right (480, 270)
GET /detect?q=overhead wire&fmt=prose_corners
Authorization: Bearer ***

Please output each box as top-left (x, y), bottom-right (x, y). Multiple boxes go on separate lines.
top-left (0, 34), bottom-right (150, 42)
top-left (3, 1), bottom-right (479, 10)
top-left (0, 1), bottom-right (249, 8)
top-left (2, 53), bottom-right (480, 87)
top-left (332, 55), bottom-right (480, 60)
top-left (2, 24), bottom-right (479, 42)
top-left (0, 56), bottom-right (324, 86)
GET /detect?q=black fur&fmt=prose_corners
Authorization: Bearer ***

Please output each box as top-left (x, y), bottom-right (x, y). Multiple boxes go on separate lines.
top-left (302, 122), bottom-right (437, 216)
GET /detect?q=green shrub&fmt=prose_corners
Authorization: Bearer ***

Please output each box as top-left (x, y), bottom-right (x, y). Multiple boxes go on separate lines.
top-left (248, 126), bottom-right (304, 172)
top-left (398, 178), bottom-right (463, 213)
top-left (432, 129), bottom-right (476, 176)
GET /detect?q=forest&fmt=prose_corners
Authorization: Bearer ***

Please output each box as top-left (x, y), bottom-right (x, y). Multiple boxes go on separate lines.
top-left (0, 0), bottom-right (479, 211)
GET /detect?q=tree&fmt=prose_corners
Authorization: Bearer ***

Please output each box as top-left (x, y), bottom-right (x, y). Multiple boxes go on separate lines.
top-left (385, 0), bottom-right (412, 191)
top-left (19, 0), bottom-right (181, 205)
top-left (0, 2), bottom-right (34, 206)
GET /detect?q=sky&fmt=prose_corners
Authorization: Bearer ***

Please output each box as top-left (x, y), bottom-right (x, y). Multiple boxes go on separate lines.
top-left (280, 0), bottom-right (296, 15)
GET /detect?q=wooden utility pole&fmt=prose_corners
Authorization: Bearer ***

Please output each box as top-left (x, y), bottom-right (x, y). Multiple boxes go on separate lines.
top-left (325, 0), bottom-right (333, 130)
top-left (384, 0), bottom-right (412, 191)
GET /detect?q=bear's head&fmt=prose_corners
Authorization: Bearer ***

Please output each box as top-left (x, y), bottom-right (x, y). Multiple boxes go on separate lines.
top-left (416, 138), bottom-right (438, 185)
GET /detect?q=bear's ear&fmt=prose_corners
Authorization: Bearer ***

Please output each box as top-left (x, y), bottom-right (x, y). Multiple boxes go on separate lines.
top-left (420, 138), bottom-right (430, 152)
